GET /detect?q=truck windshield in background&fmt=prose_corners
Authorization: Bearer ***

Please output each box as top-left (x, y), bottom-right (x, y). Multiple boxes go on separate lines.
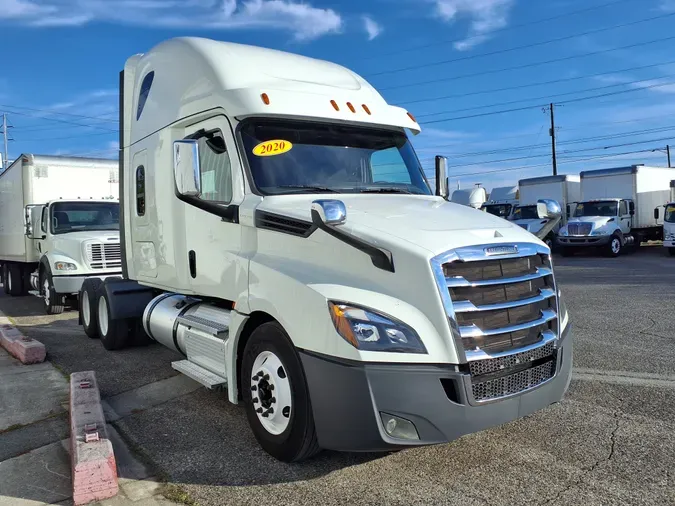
top-left (239, 119), bottom-right (432, 196)
top-left (483, 204), bottom-right (513, 218)
top-left (51, 201), bottom-right (120, 235)
top-left (574, 201), bottom-right (618, 218)
top-left (513, 205), bottom-right (539, 220)
top-left (666, 204), bottom-right (675, 223)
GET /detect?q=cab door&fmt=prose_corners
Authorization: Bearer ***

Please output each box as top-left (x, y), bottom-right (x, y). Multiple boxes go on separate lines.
top-left (619, 200), bottom-right (632, 234)
top-left (175, 115), bottom-right (247, 304)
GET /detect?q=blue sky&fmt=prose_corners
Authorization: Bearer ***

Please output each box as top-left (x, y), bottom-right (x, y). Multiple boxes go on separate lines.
top-left (1, 0), bottom-right (675, 191)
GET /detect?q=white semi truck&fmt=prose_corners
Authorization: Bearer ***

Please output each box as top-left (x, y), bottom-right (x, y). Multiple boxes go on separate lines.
top-left (0, 154), bottom-right (121, 314)
top-left (558, 165), bottom-right (675, 257)
top-left (513, 175), bottom-right (581, 249)
top-left (480, 185), bottom-right (519, 219)
top-left (78, 37), bottom-right (573, 462)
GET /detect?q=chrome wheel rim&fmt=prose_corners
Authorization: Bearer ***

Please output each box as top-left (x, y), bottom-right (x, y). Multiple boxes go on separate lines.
top-left (98, 298), bottom-right (109, 336)
top-left (82, 291), bottom-right (91, 327)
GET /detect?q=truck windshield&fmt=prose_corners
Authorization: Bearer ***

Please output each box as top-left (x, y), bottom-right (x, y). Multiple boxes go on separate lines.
top-left (51, 202), bottom-right (119, 235)
top-left (483, 204), bottom-right (512, 218)
top-left (665, 204), bottom-right (675, 223)
top-left (513, 205), bottom-right (538, 220)
top-left (574, 201), bottom-right (618, 218)
top-left (239, 118), bottom-right (431, 195)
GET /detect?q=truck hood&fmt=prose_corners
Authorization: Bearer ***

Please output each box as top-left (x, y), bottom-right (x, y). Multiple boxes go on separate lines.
top-left (52, 230), bottom-right (120, 242)
top-left (567, 216), bottom-right (614, 228)
top-left (512, 218), bottom-right (546, 233)
top-left (257, 194), bottom-right (541, 255)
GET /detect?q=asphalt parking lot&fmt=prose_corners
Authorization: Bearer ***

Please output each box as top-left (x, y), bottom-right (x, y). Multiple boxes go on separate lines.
top-left (1, 246), bottom-right (674, 506)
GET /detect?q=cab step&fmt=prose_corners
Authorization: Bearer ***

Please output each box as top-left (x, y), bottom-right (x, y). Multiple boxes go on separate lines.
top-left (171, 360), bottom-right (227, 390)
top-left (176, 314), bottom-right (229, 337)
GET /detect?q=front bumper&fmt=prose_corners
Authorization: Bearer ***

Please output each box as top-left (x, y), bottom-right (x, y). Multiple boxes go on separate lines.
top-left (557, 235), bottom-right (611, 247)
top-left (300, 326), bottom-right (573, 452)
top-left (52, 272), bottom-right (122, 294)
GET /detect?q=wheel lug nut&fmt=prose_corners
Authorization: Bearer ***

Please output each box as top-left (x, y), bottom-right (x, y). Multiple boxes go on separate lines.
top-left (256, 408), bottom-right (262, 413)
top-left (269, 385), bottom-right (274, 391)
top-left (251, 385), bottom-right (257, 391)
top-left (271, 397), bottom-right (276, 403)
top-left (268, 408), bottom-right (274, 414)
top-left (263, 374), bottom-right (270, 381)
top-left (253, 398), bottom-right (259, 404)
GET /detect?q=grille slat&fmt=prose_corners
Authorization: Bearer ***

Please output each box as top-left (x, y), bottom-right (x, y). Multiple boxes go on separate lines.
top-left (453, 287), bottom-right (555, 313)
top-left (446, 267), bottom-right (552, 288)
top-left (568, 222), bottom-right (592, 236)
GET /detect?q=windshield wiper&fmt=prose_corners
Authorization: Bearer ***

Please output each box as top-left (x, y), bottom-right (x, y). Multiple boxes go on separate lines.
top-left (358, 187), bottom-right (416, 194)
top-left (277, 185), bottom-right (341, 194)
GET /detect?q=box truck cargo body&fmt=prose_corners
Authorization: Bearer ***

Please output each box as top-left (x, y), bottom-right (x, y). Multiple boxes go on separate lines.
top-left (77, 37), bottom-right (573, 463)
top-left (0, 154), bottom-right (121, 313)
top-left (558, 165), bottom-right (675, 256)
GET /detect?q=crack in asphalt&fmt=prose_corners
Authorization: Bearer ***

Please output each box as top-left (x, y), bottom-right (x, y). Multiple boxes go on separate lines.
top-left (542, 395), bottom-right (624, 505)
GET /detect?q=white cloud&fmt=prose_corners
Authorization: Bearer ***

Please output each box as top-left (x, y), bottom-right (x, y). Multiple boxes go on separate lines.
top-left (362, 15), bottom-right (382, 40)
top-left (431, 0), bottom-right (515, 50)
top-left (659, 0), bottom-right (675, 12)
top-left (593, 74), bottom-right (675, 94)
top-left (0, 0), bottom-right (343, 41)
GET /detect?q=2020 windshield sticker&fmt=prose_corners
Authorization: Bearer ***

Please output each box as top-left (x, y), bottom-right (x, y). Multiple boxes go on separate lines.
top-left (252, 140), bottom-right (293, 157)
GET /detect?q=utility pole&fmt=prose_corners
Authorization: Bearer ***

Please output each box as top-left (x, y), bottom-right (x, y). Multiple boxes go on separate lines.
top-left (1, 114), bottom-right (8, 172)
top-left (667, 144), bottom-right (671, 168)
top-left (548, 103), bottom-right (558, 176)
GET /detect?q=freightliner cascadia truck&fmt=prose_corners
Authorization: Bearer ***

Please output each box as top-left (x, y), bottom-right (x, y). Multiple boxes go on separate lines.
top-left (78, 37), bottom-right (573, 462)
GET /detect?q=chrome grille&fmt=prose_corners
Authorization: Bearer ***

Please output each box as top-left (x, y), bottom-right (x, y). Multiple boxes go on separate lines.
top-left (85, 242), bottom-right (121, 270)
top-left (568, 223), bottom-right (592, 236)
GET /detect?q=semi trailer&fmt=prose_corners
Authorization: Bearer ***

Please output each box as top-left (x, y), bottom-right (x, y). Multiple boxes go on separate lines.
top-left (512, 175), bottom-right (581, 249)
top-left (78, 37), bottom-right (573, 462)
top-left (558, 165), bottom-right (675, 257)
top-left (0, 154), bottom-right (121, 314)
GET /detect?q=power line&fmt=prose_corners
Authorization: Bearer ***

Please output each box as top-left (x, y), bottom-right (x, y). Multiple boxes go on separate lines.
top-left (368, 10), bottom-right (675, 78)
top-left (0, 103), bottom-right (117, 124)
top-left (359, 0), bottom-right (637, 61)
top-left (2, 109), bottom-right (118, 132)
top-left (381, 33), bottom-right (675, 92)
top-left (420, 79), bottom-right (675, 124)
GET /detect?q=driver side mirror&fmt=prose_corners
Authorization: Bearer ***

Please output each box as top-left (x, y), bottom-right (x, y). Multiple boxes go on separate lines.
top-left (655, 207), bottom-right (660, 220)
top-left (629, 201), bottom-right (635, 216)
top-left (173, 139), bottom-right (201, 197)
top-left (537, 199), bottom-right (562, 220)
top-left (434, 156), bottom-right (449, 200)
top-left (311, 199), bottom-right (347, 226)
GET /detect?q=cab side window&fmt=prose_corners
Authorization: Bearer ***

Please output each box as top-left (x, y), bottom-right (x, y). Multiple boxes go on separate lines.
top-left (192, 131), bottom-right (232, 204)
top-left (41, 207), bottom-right (48, 234)
top-left (620, 200), bottom-right (628, 216)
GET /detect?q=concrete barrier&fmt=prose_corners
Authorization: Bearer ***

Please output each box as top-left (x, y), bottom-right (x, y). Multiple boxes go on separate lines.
top-left (0, 323), bottom-right (46, 364)
top-left (70, 371), bottom-right (119, 505)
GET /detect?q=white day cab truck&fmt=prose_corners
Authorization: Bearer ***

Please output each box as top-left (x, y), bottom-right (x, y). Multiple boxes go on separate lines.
top-left (0, 154), bottom-right (121, 314)
top-left (557, 165), bottom-right (675, 257)
top-left (78, 37), bottom-right (573, 462)
top-left (480, 185), bottom-right (519, 220)
top-left (655, 180), bottom-right (675, 256)
top-left (513, 175), bottom-right (581, 250)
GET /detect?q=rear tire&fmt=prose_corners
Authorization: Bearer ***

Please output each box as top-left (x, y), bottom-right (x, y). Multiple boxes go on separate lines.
top-left (7, 264), bottom-right (24, 296)
top-left (241, 321), bottom-right (320, 462)
top-left (2, 265), bottom-right (8, 295)
top-left (96, 289), bottom-right (129, 351)
top-left (80, 278), bottom-right (103, 339)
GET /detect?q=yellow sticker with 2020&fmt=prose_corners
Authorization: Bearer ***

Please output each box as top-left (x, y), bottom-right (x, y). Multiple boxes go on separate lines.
top-left (253, 140), bottom-right (293, 157)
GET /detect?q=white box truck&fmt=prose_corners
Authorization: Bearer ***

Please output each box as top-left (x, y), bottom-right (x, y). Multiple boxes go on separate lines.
top-left (512, 175), bottom-right (581, 249)
top-left (450, 185), bottom-right (487, 208)
top-left (480, 185), bottom-right (519, 219)
top-left (0, 154), bottom-right (122, 314)
top-left (656, 180), bottom-right (675, 256)
top-left (78, 37), bottom-right (573, 462)
top-left (558, 165), bottom-right (675, 257)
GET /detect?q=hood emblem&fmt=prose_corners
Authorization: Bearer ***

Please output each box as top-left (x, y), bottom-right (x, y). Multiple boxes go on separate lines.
top-left (484, 245), bottom-right (518, 256)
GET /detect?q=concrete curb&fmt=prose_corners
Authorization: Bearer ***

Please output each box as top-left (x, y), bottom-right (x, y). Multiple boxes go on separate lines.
top-left (0, 322), bottom-right (46, 364)
top-left (70, 371), bottom-right (119, 505)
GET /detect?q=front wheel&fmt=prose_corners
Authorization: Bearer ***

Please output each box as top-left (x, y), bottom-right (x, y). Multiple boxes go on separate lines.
top-left (241, 321), bottom-right (320, 462)
top-left (42, 273), bottom-right (65, 314)
top-left (606, 234), bottom-right (622, 257)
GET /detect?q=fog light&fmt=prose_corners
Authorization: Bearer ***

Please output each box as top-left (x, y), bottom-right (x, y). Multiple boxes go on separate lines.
top-left (379, 412), bottom-right (419, 441)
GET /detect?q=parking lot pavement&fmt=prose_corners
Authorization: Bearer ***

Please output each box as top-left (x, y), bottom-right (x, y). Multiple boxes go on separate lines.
top-left (0, 246), bottom-right (674, 506)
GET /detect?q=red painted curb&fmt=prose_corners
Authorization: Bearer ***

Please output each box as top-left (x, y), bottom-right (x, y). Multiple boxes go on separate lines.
top-left (0, 324), bottom-right (46, 364)
top-left (70, 371), bottom-right (119, 505)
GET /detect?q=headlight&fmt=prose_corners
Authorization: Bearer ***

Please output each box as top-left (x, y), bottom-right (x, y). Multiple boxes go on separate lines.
top-left (557, 289), bottom-right (569, 333)
top-left (591, 229), bottom-right (608, 236)
top-left (54, 262), bottom-right (77, 271)
top-left (328, 302), bottom-right (427, 354)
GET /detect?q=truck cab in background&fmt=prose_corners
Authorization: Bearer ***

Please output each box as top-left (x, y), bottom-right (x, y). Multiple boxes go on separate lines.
top-left (480, 185), bottom-right (519, 220)
top-left (79, 37), bottom-right (573, 463)
top-left (558, 166), bottom-right (675, 257)
top-left (450, 184), bottom-right (487, 209)
top-left (656, 180), bottom-right (675, 256)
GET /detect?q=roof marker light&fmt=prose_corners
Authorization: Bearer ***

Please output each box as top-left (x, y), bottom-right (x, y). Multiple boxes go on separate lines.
top-left (261, 93), bottom-right (270, 105)
top-left (407, 111), bottom-right (417, 122)
top-left (330, 100), bottom-right (340, 111)
top-left (362, 104), bottom-right (371, 115)
top-left (347, 102), bottom-right (356, 113)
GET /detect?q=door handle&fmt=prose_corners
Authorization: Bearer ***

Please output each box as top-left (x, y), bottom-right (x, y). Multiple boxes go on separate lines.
top-left (188, 250), bottom-right (196, 279)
